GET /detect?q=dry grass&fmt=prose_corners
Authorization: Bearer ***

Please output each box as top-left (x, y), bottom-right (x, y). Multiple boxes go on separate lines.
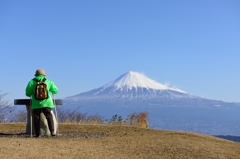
top-left (125, 112), bottom-right (149, 128)
top-left (0, 123), bottom-right (239, 159)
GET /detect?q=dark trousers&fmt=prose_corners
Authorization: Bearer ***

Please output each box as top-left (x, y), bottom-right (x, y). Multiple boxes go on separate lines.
top-left (33, 108), bottom-right (54, 136)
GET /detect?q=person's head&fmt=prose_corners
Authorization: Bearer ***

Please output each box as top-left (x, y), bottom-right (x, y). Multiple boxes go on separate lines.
top-left (34, 69), bottom-right (46, 76)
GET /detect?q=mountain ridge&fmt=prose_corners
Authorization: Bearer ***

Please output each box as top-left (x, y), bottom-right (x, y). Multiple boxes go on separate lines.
top-left (65, 71), bottom-right (192, 100)
top-left (63, 71), bottom-right (240, 135)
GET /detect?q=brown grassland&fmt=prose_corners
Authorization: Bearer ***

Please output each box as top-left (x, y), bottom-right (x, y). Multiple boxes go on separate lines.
top-left (0, 123), bottom-right (239, 159)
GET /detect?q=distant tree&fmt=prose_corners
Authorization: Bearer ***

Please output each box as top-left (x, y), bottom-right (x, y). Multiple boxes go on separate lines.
top-left (0, 91), bottom-right (13, 122)
top-left (109, 114), bottom-right (123, 124)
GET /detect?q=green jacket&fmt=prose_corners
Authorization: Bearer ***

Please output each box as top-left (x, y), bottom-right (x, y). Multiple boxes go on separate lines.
top-left (25, 75), bottom-right (58, 109)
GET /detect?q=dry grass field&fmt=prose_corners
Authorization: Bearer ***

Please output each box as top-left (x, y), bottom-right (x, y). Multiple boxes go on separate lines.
top-left (0, 123), bottom-right (240, 159)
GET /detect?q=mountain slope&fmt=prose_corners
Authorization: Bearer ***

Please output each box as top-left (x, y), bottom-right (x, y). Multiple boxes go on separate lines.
top-left (63, 71), bottom-right (240, 135)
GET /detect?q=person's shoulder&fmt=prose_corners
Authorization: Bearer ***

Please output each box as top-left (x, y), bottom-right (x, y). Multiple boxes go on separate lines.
top-left (31, 78), bottom-right (37, 81)
top-left (26, 79), bottom-right (34, 86)
top-left (45, 78), bottom-right (55, 83)
top-left (29, 78), bottom-right (35, 82)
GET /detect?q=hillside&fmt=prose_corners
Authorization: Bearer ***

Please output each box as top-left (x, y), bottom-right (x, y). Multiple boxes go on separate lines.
top-left (0, 123), bottom-right (240, 159)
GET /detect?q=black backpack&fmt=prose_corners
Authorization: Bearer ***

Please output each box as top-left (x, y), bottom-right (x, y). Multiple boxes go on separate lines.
top-left (33, 78), bottom-right (48, 100)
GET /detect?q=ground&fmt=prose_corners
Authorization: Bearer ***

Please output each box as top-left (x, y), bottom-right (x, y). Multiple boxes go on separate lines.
top-left (0, 123), bottom-right (239, 159)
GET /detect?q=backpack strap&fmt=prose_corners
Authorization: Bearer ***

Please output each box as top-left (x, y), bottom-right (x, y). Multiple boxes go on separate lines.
top-left (42, 78), bottom-right (47, 82)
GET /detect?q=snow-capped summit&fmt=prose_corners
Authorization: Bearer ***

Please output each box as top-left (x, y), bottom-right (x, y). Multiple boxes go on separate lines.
top-left (109, 71), bottom-right (186, 93)
top-left (66, 71), bottom-right (190, 101)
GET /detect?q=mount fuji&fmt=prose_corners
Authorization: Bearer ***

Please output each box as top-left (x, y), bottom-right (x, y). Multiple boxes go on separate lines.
top-left (63, 71), bottom-right (240, 136)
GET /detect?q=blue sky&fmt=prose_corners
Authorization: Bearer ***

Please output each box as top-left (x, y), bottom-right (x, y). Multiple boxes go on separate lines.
top-left (1, 0), bottom-right (240, 103)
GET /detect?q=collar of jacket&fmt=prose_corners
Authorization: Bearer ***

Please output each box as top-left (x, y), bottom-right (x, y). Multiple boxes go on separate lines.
top-left (34, 75), bottom-right (46, 80)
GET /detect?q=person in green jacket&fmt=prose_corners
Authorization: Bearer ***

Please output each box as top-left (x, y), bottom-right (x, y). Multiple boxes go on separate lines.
top-left (25, 69), bottom-right (58, 137)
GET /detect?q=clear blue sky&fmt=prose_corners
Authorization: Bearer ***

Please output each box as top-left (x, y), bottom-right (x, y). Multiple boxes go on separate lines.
top-left (1, 0), bottom-right (240, 103)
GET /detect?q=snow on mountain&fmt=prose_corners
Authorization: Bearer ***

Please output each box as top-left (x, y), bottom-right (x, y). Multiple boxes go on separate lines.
top-left (66, 71), bottom-right (192, 101)
top-left (107, 71), bottom-right (186, 93)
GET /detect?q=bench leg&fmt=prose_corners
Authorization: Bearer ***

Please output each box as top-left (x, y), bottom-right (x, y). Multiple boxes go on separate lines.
top-left (25, 105), bottom-right (35, 134)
